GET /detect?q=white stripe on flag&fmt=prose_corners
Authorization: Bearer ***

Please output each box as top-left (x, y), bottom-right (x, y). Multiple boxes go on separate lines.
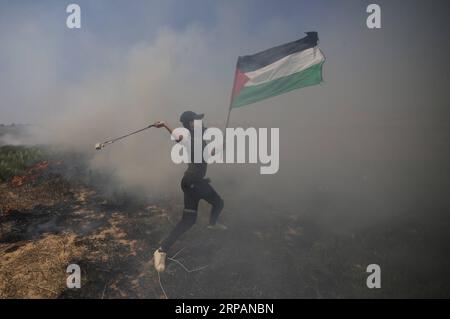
top-left (244, 47), bottom-right (325, 87)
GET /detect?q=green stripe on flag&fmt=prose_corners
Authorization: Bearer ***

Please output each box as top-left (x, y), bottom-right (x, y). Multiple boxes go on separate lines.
top-left (232, 61), bottom-right (324, 108)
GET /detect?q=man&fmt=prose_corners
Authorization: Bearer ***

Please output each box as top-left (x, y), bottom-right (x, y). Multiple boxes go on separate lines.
top-left (152, 111), bottom-right (225, 272)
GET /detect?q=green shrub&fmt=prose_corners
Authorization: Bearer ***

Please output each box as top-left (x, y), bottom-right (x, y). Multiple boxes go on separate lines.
top-left (0, 146), bottom-right (44, 182)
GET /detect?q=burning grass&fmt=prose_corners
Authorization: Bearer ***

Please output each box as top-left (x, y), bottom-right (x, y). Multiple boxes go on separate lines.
top-left (0, 146), bottom-right (44, 182)
top-left (0, 145), bottom-right (172, 298)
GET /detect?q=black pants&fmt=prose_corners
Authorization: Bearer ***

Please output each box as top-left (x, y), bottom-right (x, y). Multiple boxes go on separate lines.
top-left (160, 177), bottom-right (224, 252)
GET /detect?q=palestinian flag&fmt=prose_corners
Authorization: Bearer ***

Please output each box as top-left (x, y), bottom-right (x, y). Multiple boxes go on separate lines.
top-left (231, 32), bottom-right (325, 108)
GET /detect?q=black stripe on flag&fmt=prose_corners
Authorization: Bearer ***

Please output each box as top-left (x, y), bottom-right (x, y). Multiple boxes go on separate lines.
top-left (236, 32), bottom-right (319, 73)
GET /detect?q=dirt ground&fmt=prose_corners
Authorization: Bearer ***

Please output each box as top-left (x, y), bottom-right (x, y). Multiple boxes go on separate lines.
top-left (1, 156), bottom-right (450, 299)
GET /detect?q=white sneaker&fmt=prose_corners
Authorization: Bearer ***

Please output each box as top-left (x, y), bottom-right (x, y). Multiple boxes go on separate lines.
top-left (153, 248), bottom-right (167, 272)
top-left (207, 223), bottom-right (228, 230)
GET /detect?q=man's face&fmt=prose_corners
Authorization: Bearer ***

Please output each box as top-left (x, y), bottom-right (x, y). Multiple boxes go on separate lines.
top-left (189, 120), bottom-right (194, 130)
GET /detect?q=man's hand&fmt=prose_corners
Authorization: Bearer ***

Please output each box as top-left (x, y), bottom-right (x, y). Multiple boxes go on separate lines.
top-left (153, 120), bottom-right (182, 142)
top-left (154, 121), bottom-right (166, 128)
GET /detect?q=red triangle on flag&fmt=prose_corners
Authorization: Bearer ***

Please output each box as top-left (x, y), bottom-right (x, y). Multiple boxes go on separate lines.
top-left (231, 68), bottom-right (249, 101)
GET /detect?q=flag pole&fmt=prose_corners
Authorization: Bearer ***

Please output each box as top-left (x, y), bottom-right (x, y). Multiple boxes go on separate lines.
top-left (225, 66), bottom-right (239, 130)
top-left (225, 99), bottom-right (233, 129)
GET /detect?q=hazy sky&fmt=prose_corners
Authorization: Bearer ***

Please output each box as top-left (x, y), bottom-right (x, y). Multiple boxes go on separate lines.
top-left (1, 0), bottom-right (449, 123)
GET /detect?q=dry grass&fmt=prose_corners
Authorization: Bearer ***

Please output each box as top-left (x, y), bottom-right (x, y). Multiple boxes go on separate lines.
top-left (0, 233), bottom-right (85, 298)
